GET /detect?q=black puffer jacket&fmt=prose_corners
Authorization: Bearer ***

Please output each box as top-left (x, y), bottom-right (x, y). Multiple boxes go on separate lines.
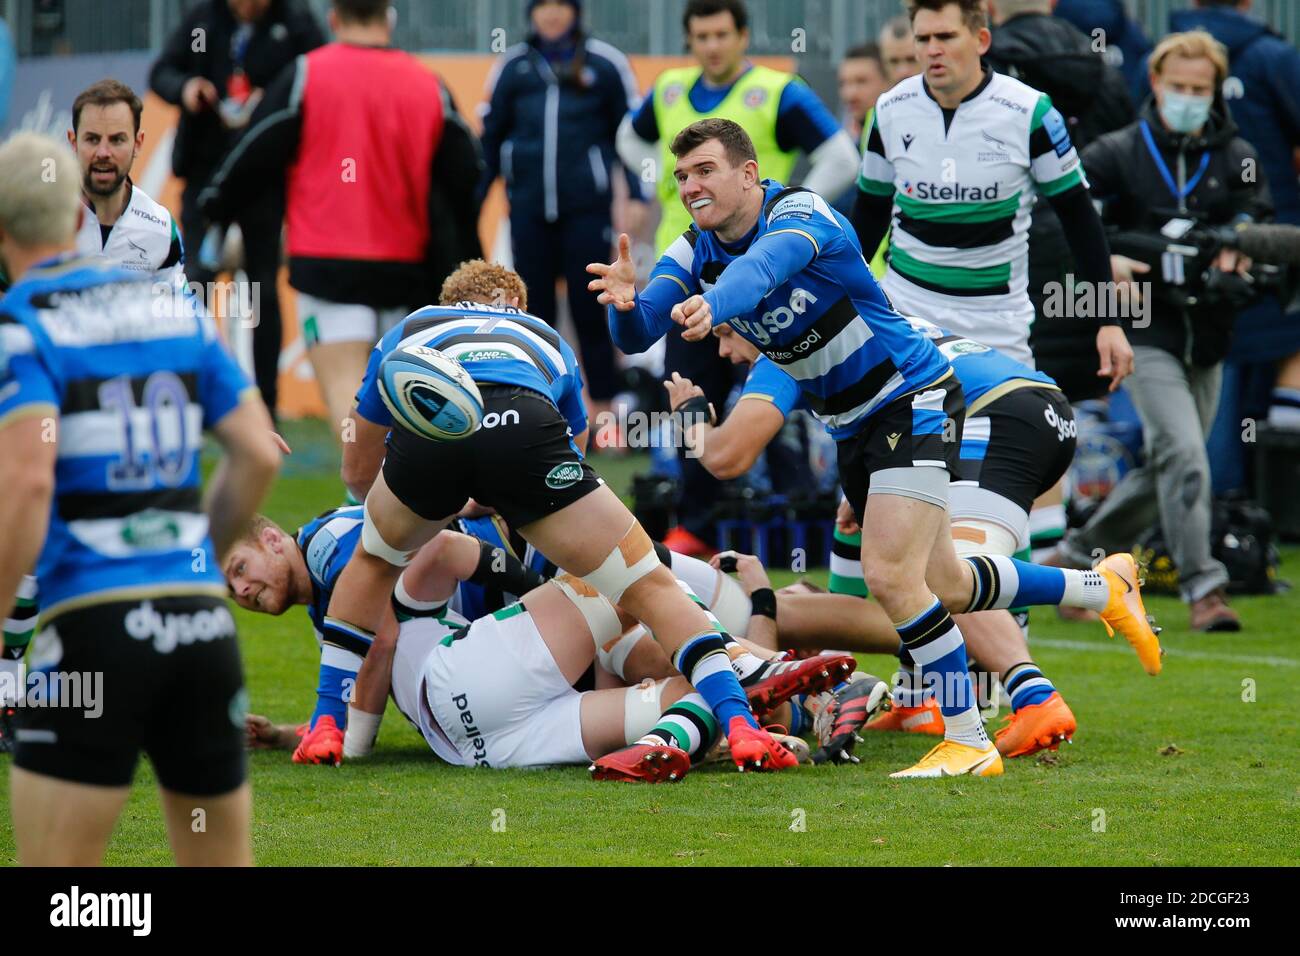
top-left (1082, 97), bottom-right (1272, 367)
top-left (986, 11), bottom-right (1135, 400)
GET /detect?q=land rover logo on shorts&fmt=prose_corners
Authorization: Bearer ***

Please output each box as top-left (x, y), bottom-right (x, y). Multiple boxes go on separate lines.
top-left (546, 462), bottom-right (583, 489)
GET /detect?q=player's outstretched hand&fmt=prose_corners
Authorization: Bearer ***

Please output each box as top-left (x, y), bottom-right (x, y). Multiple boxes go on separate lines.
top-left (671, 294), bottom-right (713, 341)
top-left (710, 550), bottom-right (772, 595)
top-left (245, 713), bottom-right (297, 750)
top-left (587, 233), bottom-right (638, 312)
top-left (664, 371), bottom-right (704, 411)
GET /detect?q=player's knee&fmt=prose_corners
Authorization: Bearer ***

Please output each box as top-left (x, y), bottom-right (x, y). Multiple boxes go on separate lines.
top-left (579, 520), bottom-right (662, 605)
top-left (360, 496), bottom-right (416, 568)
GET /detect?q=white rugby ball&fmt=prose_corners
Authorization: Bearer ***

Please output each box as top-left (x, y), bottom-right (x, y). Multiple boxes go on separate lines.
top-left (379, 345), bottom-right (484, 441)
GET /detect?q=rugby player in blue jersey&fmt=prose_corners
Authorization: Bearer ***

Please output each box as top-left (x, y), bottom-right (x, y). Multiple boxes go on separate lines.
top-left (324, 260), bottom-right (797, 772)
top-left (589, 118), bottom-right (1161, 778)
top-left (0, 132), bottom-right (280, 864)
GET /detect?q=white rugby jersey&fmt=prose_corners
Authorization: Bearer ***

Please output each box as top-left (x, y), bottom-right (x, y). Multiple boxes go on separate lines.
top-left (75, 180), bottom-right (184, 281)
top-left (858, 70), bottom-right (1087, 312)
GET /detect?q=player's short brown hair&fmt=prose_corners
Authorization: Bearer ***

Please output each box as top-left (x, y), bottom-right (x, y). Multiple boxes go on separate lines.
top-left (72, 78), bottom-right (143, 134)
top-left (439, 260), bottom-right (529, 311)
top-left (669, 118), bottom-right (758, 168)
top-left (906, 0), bottom-right (988, 34)
top-left (234, 514), bottom-right (281, 552)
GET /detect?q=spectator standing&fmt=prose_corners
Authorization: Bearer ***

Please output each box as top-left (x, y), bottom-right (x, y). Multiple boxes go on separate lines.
top-left (199, 0), bottom-right (483, 453)
top-left (1168, 1), bottom-right (1300, 492)
top-left (1052, 31), bottom-right (1271, 632)
top-left (616, 0), bottom-right (858, 556)
top-left (150, 0), bottom-right (326, 419)
top-left (833, 43), bottom-right (890, 224)
top-left (477, 0), bottom-right (643, 428)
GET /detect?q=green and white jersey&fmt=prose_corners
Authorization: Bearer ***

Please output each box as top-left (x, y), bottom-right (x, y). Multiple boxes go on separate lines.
top-left (75, 180), bottom-right (184, 283)
top-left (858, 70), bottom-right (1086, 313)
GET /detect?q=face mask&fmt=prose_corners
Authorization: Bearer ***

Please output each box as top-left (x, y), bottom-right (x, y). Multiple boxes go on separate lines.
top-left (1159, 89), bottom-right (1213, 134)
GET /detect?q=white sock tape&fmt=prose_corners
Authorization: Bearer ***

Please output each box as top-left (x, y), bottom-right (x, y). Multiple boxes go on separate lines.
top-left (343, 705), bottom-right (382, 758)
top-left (623, 678), bottom-right (667, 745)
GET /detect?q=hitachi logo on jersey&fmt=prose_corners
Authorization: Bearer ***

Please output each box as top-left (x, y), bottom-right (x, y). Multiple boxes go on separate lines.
top-left (905, 181), bottom-right (1001, 201)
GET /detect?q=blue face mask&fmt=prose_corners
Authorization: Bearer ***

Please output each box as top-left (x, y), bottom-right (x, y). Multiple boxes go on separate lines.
top-left (1159, 90), bottom-right (1213, 134)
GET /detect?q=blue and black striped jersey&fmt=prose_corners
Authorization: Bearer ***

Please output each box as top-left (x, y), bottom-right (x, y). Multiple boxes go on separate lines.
top-left (0, 255), bottom-right (253, 620)
top-left (354, 300), bottom-right (588, 437)
top-left (610, 180), bottom-right (954, 439)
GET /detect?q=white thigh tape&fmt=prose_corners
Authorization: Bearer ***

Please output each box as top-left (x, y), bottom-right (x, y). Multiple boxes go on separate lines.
top-left (582, 521), bottom-right (661, 604)
top-left (361, 496), bottom-right (416, 567)
top-left (951, 518), bottom-right (1020, 559)
top-left (623, 678), bottom-right (667, 745)
top-left (600, 623), bottom-right (648, 680)
top-left (553, 575), bottom-right (623, 649)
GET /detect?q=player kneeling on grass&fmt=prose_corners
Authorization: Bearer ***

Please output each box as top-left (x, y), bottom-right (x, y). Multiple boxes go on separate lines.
top-left (329, 260), bottom-right (796, 771)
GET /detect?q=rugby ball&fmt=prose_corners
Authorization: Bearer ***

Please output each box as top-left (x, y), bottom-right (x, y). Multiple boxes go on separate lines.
top-left (378, 345), bottom-right (484, 441)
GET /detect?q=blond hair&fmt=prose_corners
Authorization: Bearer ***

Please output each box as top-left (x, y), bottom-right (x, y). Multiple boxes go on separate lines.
top-left (1150, 29), bottom-right (1229, 85)
top-left (0, 132), bottom-right (81, 246)
top-left (438, 259), bottom-right (528, 311)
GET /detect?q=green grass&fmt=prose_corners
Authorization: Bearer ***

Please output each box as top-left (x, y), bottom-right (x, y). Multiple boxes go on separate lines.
top-left (2, 417), bottom-right (1297, 866)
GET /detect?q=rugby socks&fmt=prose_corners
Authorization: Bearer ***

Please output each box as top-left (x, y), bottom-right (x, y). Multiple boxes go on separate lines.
top-left (1003, 662), bottom-right (1057, 713)
top-left (672, 632), bottom-right (756, 729)
top-left (1, 575), bottom-right (38, 705)
top-left (894, 598), bottom-right (988, 748)
top-left (1267, 387), bottom-right (1300, 429)
top-left (314, 617), bottom-right (375, 730)
top-left (469, 540), bottom-right (547, 598)
top-left (1029, 504), bottom-right (1067, 563)
top-left (964, 554), bottom-right (1109, 613)
top-left (892, 645), bottom-right (929, 708)
top-left (637, 692), bottom-right (719, 764)
top-left (1011, 545), bottom-right (1032, 639)
top-left (829, 528), bottom-right (869, 597)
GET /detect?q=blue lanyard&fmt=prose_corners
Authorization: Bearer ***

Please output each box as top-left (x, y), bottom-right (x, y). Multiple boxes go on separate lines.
top-left (1139, 119), bottom-right (1211, 203)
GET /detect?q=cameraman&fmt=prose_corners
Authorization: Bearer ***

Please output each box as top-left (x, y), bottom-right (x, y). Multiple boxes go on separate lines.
top-left (1053, 30), bottom-right (1271, 632)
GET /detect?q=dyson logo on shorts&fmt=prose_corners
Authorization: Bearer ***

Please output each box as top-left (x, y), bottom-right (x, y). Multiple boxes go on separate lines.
top-left (124, 601), bottom-right (237, 654)
top-left (451, 692), bottom-right (491, 767)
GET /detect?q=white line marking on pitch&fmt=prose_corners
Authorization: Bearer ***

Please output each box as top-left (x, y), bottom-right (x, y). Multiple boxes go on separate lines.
top-left (1033, 638), bottom-right (1299, 668)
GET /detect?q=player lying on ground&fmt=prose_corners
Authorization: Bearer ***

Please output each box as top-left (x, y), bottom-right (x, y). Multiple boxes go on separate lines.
top-left (230, 510), bottom-right (854, 768)
top-left (246, 563), bottom-right (850, 780)
top-left (590, 117), bottom-right (1160, 777)
top-left (330, 259), bottom-right (796, 770)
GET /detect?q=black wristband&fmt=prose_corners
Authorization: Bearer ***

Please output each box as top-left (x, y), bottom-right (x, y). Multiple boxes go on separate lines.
top-left (749, 587), bottom-right (777, 619)
top-left (674, 393), bottom-right (717, 426)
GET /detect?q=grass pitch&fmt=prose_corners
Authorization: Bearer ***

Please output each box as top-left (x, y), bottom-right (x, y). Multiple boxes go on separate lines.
top-left (2, 418), bottom-right (1297, 866)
